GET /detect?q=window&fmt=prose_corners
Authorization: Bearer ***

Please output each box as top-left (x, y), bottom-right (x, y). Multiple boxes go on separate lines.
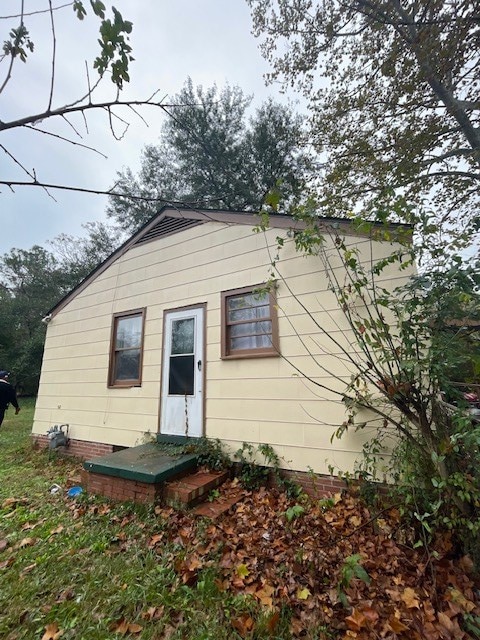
top-left (108, 309), bottom-right (145, 387)
top-left (221, 286), bottom-right (279, 358)
top-left (168, 317), bottom-right (195, 395)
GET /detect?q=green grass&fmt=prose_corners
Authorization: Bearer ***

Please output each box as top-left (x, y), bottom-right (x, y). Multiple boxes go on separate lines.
top-left (0, 400), bottom-right (299, 640)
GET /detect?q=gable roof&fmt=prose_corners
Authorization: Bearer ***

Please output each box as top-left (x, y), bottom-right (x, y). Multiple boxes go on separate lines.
top-left (45, 206), bottom-right (411, 319)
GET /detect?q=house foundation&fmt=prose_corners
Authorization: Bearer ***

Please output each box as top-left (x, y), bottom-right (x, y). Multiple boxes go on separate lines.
top-left (33, 434), bottom-right (352, 504)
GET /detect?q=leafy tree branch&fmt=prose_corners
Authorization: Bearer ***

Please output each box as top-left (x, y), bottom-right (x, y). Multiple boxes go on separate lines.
top-left (248, 0), bottom-right (480, 234)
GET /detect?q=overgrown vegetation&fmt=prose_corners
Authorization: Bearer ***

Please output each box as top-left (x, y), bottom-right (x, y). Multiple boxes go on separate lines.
top-left (155, 438), bottom-right (302, 497)
top-left (234, 442), bottom-right (301, 497)
top-left (247, 0), bottom-right (480, 574)
top-left (258, 209), bottom-right (480, 566)
top-left (234, 442), bottom-right (281, 490)
top-left (155, 437), bottom-right (232, 473)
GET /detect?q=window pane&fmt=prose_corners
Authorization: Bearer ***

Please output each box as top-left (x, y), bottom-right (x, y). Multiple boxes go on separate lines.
top-left (230, 334), bottom-right (272, 351)
top-left (116, 315), bottom-right (142, 349)
top-left (171, 318), bottom-right (195, 355)
top-left (222, 287), bottom-right (279, 358)
top-left (227, 292), bottom-right (268, 311)
top-left (230, 321), bottom-right (272, 337)
top-left (228, 305), bottom-right (270, 322)
top-left (115, 349), bottom-right (140, 380)
top-left (169, 355), bottom-right (194, 395)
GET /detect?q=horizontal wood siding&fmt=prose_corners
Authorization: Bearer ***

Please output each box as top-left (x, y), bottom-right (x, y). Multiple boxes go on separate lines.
top-left (33, 221), bottom-right (411, 474)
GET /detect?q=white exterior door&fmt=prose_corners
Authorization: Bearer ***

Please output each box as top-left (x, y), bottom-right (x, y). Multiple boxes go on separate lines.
top-left (160, 307), bottom-right (204, 437)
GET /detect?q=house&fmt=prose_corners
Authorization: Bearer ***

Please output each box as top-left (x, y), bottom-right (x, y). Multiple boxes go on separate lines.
top-left (32, 207), bottom-right (411, 491)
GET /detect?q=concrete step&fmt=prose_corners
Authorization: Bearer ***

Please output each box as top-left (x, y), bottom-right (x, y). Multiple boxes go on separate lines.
top-left (164, 469), bottom-right (230, 507)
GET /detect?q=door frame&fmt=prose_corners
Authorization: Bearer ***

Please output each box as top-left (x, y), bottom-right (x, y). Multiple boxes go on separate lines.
top-left (158, 302), bottom-right (207, 436)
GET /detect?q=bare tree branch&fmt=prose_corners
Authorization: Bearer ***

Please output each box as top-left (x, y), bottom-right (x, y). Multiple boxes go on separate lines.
top-left (0, 2), bottom-right (73, 21)
top-left (1, 143), bottom-right (35, 181)
top-left (22, 124), bottom-right (108, 157)
top-left (47, 0), bottom-right (56, 111)
top-left (0, 94), bottom-right (176, 132)
top-left (0, 179), bottom-right (236, 206)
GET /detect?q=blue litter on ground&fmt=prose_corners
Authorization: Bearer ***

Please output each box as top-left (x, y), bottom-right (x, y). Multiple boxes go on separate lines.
top-left (67, 486), bottom-right (83, 498)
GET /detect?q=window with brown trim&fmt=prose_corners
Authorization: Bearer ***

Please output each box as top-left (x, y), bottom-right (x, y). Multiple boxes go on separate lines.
top-left (108, 309), bottom-right (146, 387)
top-left (221, 286), bottom-right (279, 359)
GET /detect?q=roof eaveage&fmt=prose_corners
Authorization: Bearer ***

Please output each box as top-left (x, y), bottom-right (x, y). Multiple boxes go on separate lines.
top-left (45, 206), bottom-right (412, 319)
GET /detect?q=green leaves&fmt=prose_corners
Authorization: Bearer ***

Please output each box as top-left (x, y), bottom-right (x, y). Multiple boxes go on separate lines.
top-left (337, 554), bottom-right (371, 608)
top-left (93, 7), bottom-right (133, 88)
top-left (73, 1), bottom-right (133, 88)
top-left (2, 24), bottom-right (34, 62)
top-left (73, 1), bottom-right (87, 20)
top-left (284, 504), bottom-right (305, 522)
top-left (264, 185), bottom-right (282, 211)
top-left (90, 0), bottom-right (106, 19)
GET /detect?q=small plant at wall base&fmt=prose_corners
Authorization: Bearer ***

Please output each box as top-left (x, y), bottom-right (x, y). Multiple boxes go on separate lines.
top-left (191, 438), bottom-right (232, 471)
top-left (234, 442), bottom-right (301, 495)
top-left (155, 438), bottom-right (232, 472)
top-left (235, 443), bottom-right (273, 490)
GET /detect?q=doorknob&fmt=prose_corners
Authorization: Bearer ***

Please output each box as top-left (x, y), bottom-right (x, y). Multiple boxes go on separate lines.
top-left (197, 360), bottom-right (202, 371)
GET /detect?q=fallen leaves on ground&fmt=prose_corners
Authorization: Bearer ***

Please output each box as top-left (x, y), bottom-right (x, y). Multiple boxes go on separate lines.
top-left (231, 613), bottom-right (255, 636)
top-left (41, 622), bottom-right (63, 640)
top-left (15, 537), bottom-right (36, 550)
top-left (110, 617), bottom-right (143, 635)
top-left (2, 497), bottom-right (28, 511)
top-left (143, 480), bottom-right (480, 639)
top-left (38, 476), bottom-right (480, 637)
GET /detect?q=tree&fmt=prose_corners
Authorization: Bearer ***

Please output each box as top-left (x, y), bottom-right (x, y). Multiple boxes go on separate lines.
top-left (0, 222), bottom-right (120, 394)
top-left (48, 220), bottom-right (123, 285)
top-left (0, 246), bottom-right (68, 394)
top-left (0, 1), bottom-right (173, 200)
top-left (248, 0), bottom-right (480, 556)
top-left (248, 0), bottom-right (480, 246)
top-left (107, 79), bottom-right (312, 233)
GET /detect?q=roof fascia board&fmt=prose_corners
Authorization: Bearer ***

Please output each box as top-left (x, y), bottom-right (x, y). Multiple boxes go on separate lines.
top-left (164, 207), bottom-right (412, 235)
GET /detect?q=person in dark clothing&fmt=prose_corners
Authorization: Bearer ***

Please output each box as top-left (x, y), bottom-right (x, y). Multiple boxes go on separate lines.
top-left (0, 371), bottom-right (20, 427)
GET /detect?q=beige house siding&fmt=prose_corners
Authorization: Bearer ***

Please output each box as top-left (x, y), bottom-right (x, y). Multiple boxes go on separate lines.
top-left (33, 215), bottom-right (411, 475)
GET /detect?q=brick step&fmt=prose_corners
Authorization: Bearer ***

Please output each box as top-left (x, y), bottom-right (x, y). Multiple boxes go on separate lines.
top-left (192, 487), bottom-right (244, 518)
top-left (164, 469), bottom-right (230, 507)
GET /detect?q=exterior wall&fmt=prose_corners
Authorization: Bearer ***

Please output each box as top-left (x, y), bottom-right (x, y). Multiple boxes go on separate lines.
top-left (279, 469), bottom-right (349, 498)
top-left (32, 434), bottom-right (115, 459)
top-left (33, 220), bottom-right (411, 476)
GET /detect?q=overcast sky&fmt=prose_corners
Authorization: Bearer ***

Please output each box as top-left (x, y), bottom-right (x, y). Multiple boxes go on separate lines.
top-left (1, 1), bottom-right (295, 255)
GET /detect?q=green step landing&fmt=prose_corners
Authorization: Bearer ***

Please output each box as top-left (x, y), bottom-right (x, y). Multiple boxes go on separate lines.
top-left (83, 443), bottom-right (198, 484)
